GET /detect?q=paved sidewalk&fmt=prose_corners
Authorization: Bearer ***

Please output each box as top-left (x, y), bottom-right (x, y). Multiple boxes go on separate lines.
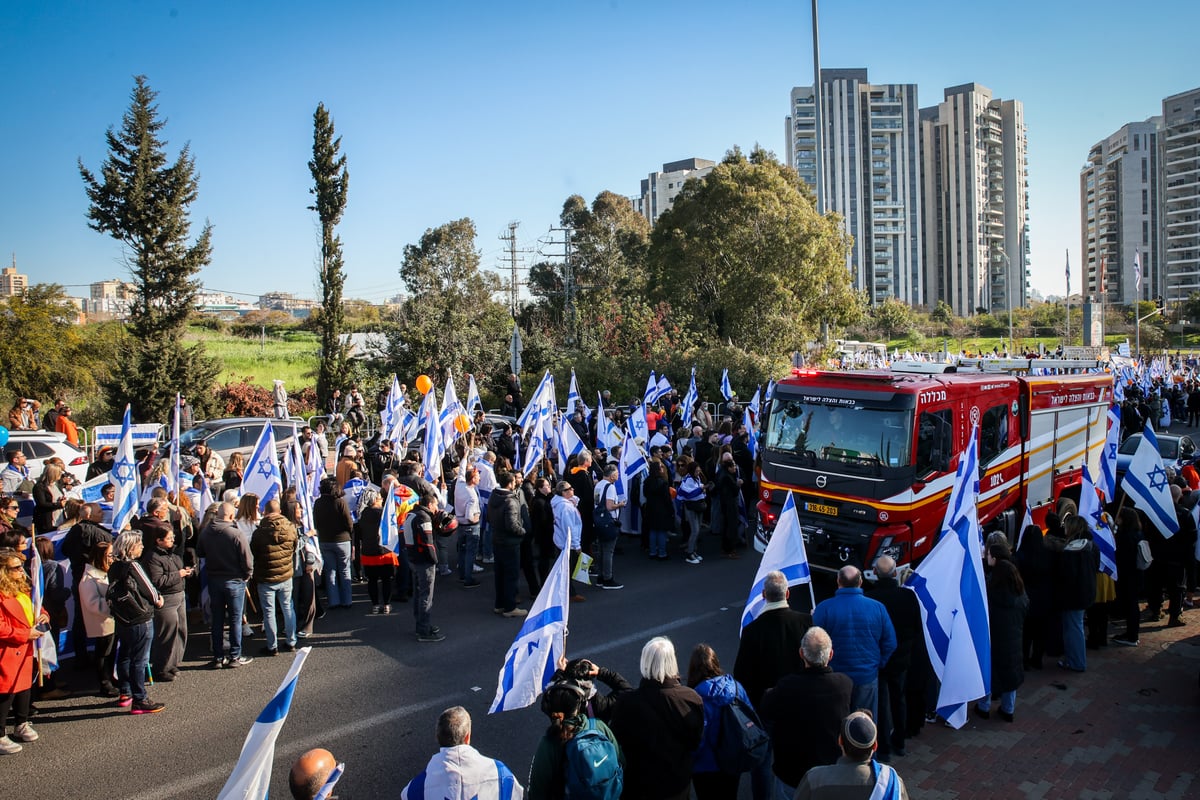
top-left (899, 615), bottom-right (1199, 799)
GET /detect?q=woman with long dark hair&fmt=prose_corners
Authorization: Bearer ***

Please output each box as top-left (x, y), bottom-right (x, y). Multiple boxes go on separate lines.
top-left (1112, 508), bottom-right (1144, 646)
top-left (976, 557), bottom-right (1028, 721)
top-left (1015, 523), bottom-right (1052, 669)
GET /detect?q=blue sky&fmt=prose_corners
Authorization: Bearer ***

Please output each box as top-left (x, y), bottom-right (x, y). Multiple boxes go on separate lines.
top-left (2, 0), bottom-right (1196, 305)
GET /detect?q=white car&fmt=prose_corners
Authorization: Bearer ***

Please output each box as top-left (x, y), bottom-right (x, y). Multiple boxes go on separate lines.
top-left (1, 430), bottom-right (91, 485)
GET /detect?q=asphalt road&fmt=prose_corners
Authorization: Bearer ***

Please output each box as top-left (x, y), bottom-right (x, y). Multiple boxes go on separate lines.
top-left (7, 534), bottom-right (804, 798)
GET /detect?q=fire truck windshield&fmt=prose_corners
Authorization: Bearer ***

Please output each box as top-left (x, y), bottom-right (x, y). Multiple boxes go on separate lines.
top-left (764, 399), bottom-right (913, 468)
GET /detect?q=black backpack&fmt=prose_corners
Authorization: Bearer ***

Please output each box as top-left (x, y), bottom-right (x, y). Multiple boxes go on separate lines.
top-left (592, 484), bottom-right (619, 542)
top-left (105, 562), bottom-right (153, 626)
top-left (714, 697), bottom-right (771, 774)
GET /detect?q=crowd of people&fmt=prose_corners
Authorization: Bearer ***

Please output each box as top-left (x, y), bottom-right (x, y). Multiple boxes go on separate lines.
top-left (1, 370), bottom-right (1197, 800)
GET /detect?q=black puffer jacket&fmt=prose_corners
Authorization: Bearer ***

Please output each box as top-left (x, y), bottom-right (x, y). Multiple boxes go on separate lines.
top-left (1056, 537), bottom-right (1099, 610)
top-left (608, 677), bottom-right (704, 799)
top-left (140, 545), bottom-right (185, 596)
top-left (487, 487), bottom-right (525, 547)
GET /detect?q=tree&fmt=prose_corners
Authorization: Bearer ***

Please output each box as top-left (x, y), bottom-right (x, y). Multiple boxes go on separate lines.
top-left (391, 218), bottom-right (512, 390)
top-left (79, 75), bottom-right (219, 421)
top-left (0, 285), bottom-right (90, 403)
top-left (309, 102), bottom-right (350, 404)
top-left (872, 298), bottom-right (915, 342)
top-left (648, 146), bottom-right (861, 355)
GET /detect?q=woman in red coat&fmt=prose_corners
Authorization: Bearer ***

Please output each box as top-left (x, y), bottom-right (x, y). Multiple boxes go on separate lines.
top-left (1, 547), bottom-right (47, 754)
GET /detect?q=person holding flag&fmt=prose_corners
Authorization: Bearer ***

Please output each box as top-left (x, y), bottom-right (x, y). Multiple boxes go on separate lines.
top-left (355, 489), bottom-right (398, 615)
top-left (0, 547), bottom-right (47, 753)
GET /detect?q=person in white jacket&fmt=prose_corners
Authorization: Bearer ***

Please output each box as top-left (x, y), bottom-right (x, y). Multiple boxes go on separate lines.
top-left (401, 706), bottom-right (523, 800)
top-left (551, 481), bottom-right (585, 603)
top-left (77, 541), bottom-right (118, 696)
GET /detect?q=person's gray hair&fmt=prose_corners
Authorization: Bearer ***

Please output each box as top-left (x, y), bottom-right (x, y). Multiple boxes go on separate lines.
top-left (603, 464), bottom-right (619, 479)
top-left (358, 488), bottom-right (381, 515)
top-left (837, 565), bottom-right (862, 588)
top-left (874, 555), bottom-right (896, 578)
top-left (218, 501), bottom-right (237, 521)
top-left (763, 570), bottom-right (788, 602)
top-left (146, 496), bottom-right (168, 516)
top-left (801, 626), bottom-right (833, 667)
top-left (222, 489), bottom-right (240, 503)
top-left (112, 531), bottom-right (143, 561)
top-left (435, 706), bottom-right (471, 747)
top-left (639, 636), bottom-right (679, 682)
top-left (577, 450), bottom-right (592, 465)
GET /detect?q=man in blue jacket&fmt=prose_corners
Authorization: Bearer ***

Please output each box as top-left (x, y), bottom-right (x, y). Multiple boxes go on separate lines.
top-left (812, 565), bottom-right (896, 721)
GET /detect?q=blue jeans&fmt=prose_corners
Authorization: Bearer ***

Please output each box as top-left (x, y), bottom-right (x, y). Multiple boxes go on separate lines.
top-left (1062, 609), bottom-right (1086, 670)
top-left (211, 578), bottom-right (247, 660)
top-left (116, 620), bottom-right (153, 701)
top-left (851, 678), bottom-right (879, 723)
top-left (977, 691), bottom-right (1016, 714)
top-left (456, 524), bottom-right (480, 581)
top-left (257, 579), bottom-right (297, 650)
top-left (321, 541), bottom-right (353, 607)
top-left (412, 562), bottom-right (437, 635)
top-left (650, 529), bottom-right (669, 558)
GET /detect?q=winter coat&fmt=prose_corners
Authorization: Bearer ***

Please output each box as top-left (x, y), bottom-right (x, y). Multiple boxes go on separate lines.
top-left (197, 520), bottom-right (252, 582)
top-left (641, 473), bottom-right (675, 532)
top-left (812, 587), bottom-right (898, 685)
top-left (78, 563), bottom-right (114, 638)
top-left (487, 488), bottom-right (525, 547)
top-left (251, 513), bottom-right (298, 584)
top-left (313, 494), bottom-right (354, 543)
top-left (609, 677), bottom-right (704, 799)
top-left (1055, 538), bottom-right (1099, 610)
top-left (140, 545), bottom-right (185, 596)
top-left (758, 665), bottom-right (853, 787)
top-left (550, 495), bottom-right (581, 551)
top-left (869, 575), bottom-right (922, 676)
top-left (988, 586), bottom-right (1029, 694)
top-left (692, 673), bottom-right (753, 774)
top-left (734, 606), bottom-right (813, 707)
top-left (0, 593), bottom-right (35, 694)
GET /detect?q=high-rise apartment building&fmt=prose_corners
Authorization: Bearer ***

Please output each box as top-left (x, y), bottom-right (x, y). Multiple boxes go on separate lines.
top-left (1080, 120), bottom-right (1162, 306)
top-left (786, 70), bottom-right (923, 305)
top-left (0, 264), bottom-right (28, 297)
top-left (919, 83), bottom-right (1029, 317)
top-left (634, 158), bottom-right (716, 225)
top-left (1162, 88), bottom-right (1200, 304)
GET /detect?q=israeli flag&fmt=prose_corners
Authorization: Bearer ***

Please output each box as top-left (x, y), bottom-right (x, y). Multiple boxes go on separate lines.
top-left (869, 761), bottom-right (902, 800)
top-left (1120, 424), bottom-right (1179, 538)
top-left (466, 373), bottom-right (483, 415)
top-left (740, 492), bottom-right (814, 632)
top-left (654, 374), bottom-right (672, 405)
top-left (522, 434), bottom-right (544, 477)
top-left (764, 379), bottom-right (776, 409)
top-left (440, 372), bottom-right (463, 443)
top-left (616, 431), bottom-right (648, 504)
top-left (1099, 404), bottom-right (1120, 503)
top-left (720, 368), bottom-right (734, 402)
top-left (308, 443), bottom-right (325, 502)
top-left (537, 374), bottom-right (558, 444)
top-left (217, 647), bottom-right (313, 800)
top-left (1113, 374), bottom-right (1125, 403)
top-left (379, 482), bottom-right (401, 553)
top-left (555, 415), bottom-right (587, 474)
top-left (629, 403), bottom-right (649, 443)
top-left (382, 374), bottom-right (404, 441)
top-left (643, 371), bottom-right (658, 407)
top-left (515, 371), bottom-right (552, 433)
top-left (742, 407), bottom-right (758, 460)
top-left (1080, 465), bottom-right (1118, 580)
top-left (420, 389), bottom-right (445, 484)
top-left (284, 438), bottom-right (313, 533)
top-left (192, 470), bottom-right (214, 521)
top-left (566, 370), bottom-right (585, 417)
top-left (242, 422), bottom-right (282, 512)
top-left (747, 386), bottom-right (761, 420)
top-left (1015, 503), bottom-right (1034, 552)
top-left (680, 368), bottom-right (698, 428)
top-left (109, 405), bottom-right (139, 534)
top-left (166, 393), bottom-right (181, 496)
top-left (906, 423), bottom-right (990, 729)
top-left (489, 545), bottom-right (570, 713)
top-left (597, 393), bottom-right (621, 451)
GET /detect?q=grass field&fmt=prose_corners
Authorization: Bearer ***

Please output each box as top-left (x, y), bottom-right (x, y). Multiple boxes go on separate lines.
top-left (185, 327), bottom-right (321, 388)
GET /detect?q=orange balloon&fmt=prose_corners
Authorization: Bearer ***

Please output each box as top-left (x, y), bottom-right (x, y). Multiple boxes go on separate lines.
top-left (415, 374), bottom-right (432, 394)
top-left (454, 414), bottom-right (471, 433)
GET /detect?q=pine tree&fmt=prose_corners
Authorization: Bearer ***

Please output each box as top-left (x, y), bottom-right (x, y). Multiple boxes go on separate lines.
top-left (308, 103), bottom-right (350, 404)
top-left (79, 75), bottom-right (219, 421)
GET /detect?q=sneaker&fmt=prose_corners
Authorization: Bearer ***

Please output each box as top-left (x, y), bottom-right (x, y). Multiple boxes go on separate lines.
top-left (130, 700), bottom-right (166, 715)
top-left (481, 556), bottom-right (495, 564)
top-left (601, 579), bottom-right (624, 590)
top-left (462, 580), bottom-right (481, 588)
top-left (208, 659), bottom-right (226, 670)
top-left (1112, 637), bottom-right (1139, 647)
top-left (259, 647), bottom-right (278, 657)
top-left (12, 722), bottom-right (37, 742)
top-left (99, 683), bottom-right (120, 698)
top-left (226, 656), bottom-right (254, 668)
top-left (381, 605), bottom-right (391, 615)
top-left (417, 630), bottom-right (446, 642)
top-left (502, 608), bottom-right (529, 618)
top-left (684, 554), bottom-right (701, 565)
top-left (437, 566), bottom-right (452, 576)
top-left (117, 694), bottom-right (133, 708)
top-left (0, 736), bottom-right (22, 754)
top-left (371, 605), bottom-right (381, 614)
top-left (279, 643), bottom-right (296, 653)
top-left (473, 564), bottom-right (485, 573)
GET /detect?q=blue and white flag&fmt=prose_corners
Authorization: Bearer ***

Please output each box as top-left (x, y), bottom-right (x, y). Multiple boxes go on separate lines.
top-left (217, 647), bottom-right (312, 800)
top-left (379, 482), bottom-right (401, 553)
top-left (629, 403), bottom-right (649, 443)
top-left (1120, 423), bottom-right (1179, 538)
top-left (440, 372), bottom-right (464, 443)
top-left (314, 763), bottom-right (345, 800)
top-left (616, 431), bottom-right (648, 504)
top-left (869, 761), bottom-right (902, 800)
top-left (490, 544), bottom-right (570, 713)
top-left (680, 368), bottom-right (698, 428)
top-left (109, 405), bottom-right (139, 534)
top-left (1099, 404), bottom-right (1120, 503)
top-left (28, 534), bottom-right (43, 620)
top-left (654, 374), bottom-right (672, 405)
top-left (740, 492), bottom-right (814, 631)
top-left (284, 437), bottom-right (313, 533)
top-left (1015, 503), bottom-right (1034, 552)
top-left (747, 386), bottom-right (761, 420)
top-left (242, 422), bottom-right (282, 512)
top-left (402, 750), bottom-right (522, 800)
top-left (720, 369), bottom-right (734, 402)
top-left (522, 434), bottom-right (544, 478)
top-left (420, 388), bottom-right (445, 484)
top-left (643, 371), bottom-right (658, 407)
top-left (555, 415), bottom-right (587, 475)
top-left (1080, 464), bottom-right (1118, 580)
top-left (742, 407), bottom-right (758, 460)
top-left (906, 423), bottom-right (989, 729)
top-left (597, 394), bottom-right (621, 451)
top-left (166, 393), bottom-right (181, 496)
top-left (566, 370), bottom-right (585, 417)
top-left (382, 374), bottom-right (405, 441)
top-left (515, 371), bottom-right (552, 433)
top-left (1113, 374), bottom-right (1126, 403)
top-left (466, 373), bottom-right (483, 415)
top-left (764, 379), bottom-right (776, 409)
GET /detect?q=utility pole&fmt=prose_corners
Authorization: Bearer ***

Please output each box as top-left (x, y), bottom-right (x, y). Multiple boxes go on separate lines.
top-left (541, 226), bottom-right (577, 346)
top-left (497, 221), bottom-right (529, 318)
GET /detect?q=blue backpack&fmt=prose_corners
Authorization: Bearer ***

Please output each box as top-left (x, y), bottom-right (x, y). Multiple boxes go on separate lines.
top-left (715, 697), bottom-right (771, 774)
top-left (563, 718), bottom-right (622, 800)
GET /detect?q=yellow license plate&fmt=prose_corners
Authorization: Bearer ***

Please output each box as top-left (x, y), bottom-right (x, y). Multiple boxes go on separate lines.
top-left (805, 502), bottom-right (838, 516)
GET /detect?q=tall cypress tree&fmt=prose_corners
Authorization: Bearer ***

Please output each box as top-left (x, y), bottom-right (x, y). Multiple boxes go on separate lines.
top-left (79, 75), bottom-right (219, 421)
top-left (309, 103), bottom-right (350, 403)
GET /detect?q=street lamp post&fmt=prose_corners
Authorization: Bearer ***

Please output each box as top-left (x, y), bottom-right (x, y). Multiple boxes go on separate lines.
top-left (997, 247), bottom-right (1014, 352)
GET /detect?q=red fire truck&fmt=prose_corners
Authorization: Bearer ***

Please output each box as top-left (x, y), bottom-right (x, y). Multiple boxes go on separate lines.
top-left (755, 359), bottom-right (1112, 577)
